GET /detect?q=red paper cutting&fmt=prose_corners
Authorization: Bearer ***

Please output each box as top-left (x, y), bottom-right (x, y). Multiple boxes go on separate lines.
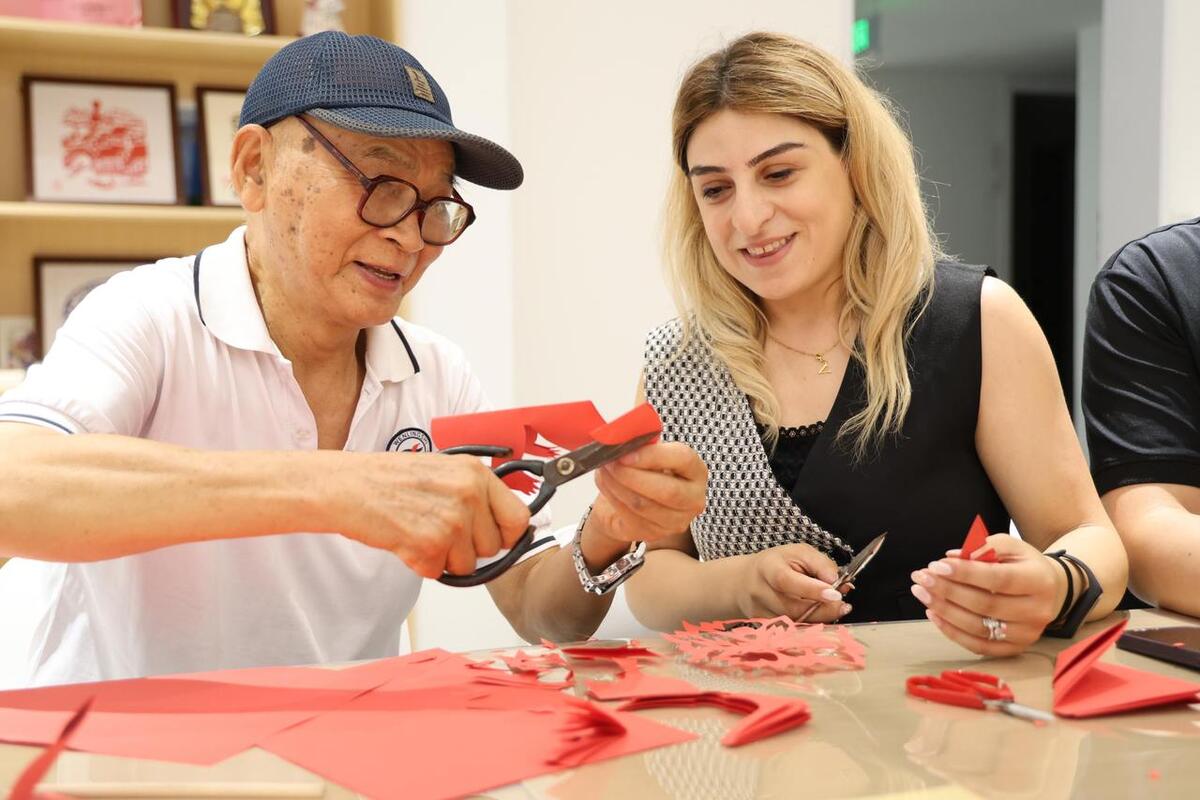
top-left (1053, 619), bottom-right (1200, 718)
top-left (618, 691), bottom-right (811, 746)
top-left (664, 617), bottom-right (866, 675)
top-left (430, 402), bottom-right (662, 491)
top-left (961, 515), bottom-right (999, 562)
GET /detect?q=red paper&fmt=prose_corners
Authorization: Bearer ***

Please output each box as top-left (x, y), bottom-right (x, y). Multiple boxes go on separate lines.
top-left (664, 618), bottom-right (866, 675)
top-left (618, 691), bottom-right (811, 746)
top-left (584, 657), bottom-right (700, 702)
top-left (0, 655), bottom-right (419, 765)
top-left (261, 657), bottom-right (694, 800)
top-left (430, 402), bottom-right (661, 490)
top-left (1053, 619), bottom-right (1200, 718)
top-left (961, 515), bottom-right (998, 562)
top-left (9, 697), bottom-right (91, 800)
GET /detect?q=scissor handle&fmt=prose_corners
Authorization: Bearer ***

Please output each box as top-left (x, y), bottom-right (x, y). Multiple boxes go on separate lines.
top-left (941, 670), bottom-right (1013, 701)
top-left (492, 459), bottom-right (557, 516)
top-left (906, 675), bottom-right (987, 709)
top-left (437, 526), bottom-right (537, 588)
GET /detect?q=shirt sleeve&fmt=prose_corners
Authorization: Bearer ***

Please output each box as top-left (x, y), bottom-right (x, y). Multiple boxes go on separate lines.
top-left (0, 270), bottom-right (163, 437)
top-left (1083, 243), bottom-right (1200, 494)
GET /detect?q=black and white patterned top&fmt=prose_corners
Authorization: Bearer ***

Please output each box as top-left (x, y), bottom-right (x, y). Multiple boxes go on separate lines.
top-left (643, 318), bottom-right (855, 563)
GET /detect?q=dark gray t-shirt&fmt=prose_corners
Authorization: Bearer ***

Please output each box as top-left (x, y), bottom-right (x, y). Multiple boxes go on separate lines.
top-left (1084, 217), bottom-right (1200, 494)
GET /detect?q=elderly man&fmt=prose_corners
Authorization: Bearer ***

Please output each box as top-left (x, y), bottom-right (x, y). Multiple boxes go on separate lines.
top-left (0, 33), bottom-right (706, 687)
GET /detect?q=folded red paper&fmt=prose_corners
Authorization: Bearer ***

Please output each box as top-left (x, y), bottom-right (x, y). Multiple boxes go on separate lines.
top-left (618, 691), bottom-right (811, 746)
top-left (430, 402), bottom-right (662, 491)
top-left (1053, 619), bottom-right (1200, 718)
top-left (961, 515), bottom-right (998, 562)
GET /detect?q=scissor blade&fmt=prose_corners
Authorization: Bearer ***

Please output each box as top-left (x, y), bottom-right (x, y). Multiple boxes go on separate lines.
top-left (833, 532), bottom-right (887, 588)
top-left (543, 432), bottom-right (659, 487)
top-left (995, 701), bottom-right (1056, 724)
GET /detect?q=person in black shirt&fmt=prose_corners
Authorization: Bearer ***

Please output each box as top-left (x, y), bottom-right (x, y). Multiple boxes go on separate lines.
top-left (1083, 217), bottom-right (1200, 617)
top-left (617, 32), bottom-right (1129, 655)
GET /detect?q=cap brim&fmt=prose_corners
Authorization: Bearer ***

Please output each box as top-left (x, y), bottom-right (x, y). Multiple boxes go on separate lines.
top-left (308, 107), bottom-right (523, 190)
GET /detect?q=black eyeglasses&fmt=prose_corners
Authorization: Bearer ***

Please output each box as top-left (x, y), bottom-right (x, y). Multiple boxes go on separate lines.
top-left (295, 116), bottom-right (476, 246)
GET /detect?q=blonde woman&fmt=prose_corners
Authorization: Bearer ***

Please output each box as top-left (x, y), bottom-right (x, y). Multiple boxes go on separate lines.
top-left (608, 32), bottom-right (1127, 655)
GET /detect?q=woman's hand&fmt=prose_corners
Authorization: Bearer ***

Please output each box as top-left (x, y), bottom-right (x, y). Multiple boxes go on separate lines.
top-left (591, 441), bottom-right (708, 544)
top-left (911, 533), bottom-right (1066, 656)
top-left (735, 543), bottom-right (852, 622)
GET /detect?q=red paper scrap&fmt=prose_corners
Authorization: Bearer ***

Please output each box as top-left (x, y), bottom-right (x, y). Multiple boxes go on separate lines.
top-left (431, 402), bottom-right (661, 491)
top-left (584, 657), bottom-right (700, 702)
top-left (560, 643), bottom-right (660, 662)
top-left (9, 697), bottom-right (92, 800)
top-left (664, 617), bottom-right (866, 675)
top-left (961, 515), bottom-right (998, 562)
top-left (618, 691), bottom-right (811, 747)
top-left (1053, 619), bottom-right (1200, 718)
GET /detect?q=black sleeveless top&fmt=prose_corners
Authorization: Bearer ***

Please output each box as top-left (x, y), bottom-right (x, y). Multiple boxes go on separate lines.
top-left (780, 262), bottom-right (1009, 621)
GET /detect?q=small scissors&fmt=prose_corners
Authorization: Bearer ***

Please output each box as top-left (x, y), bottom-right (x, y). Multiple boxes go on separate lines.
top-left (437, 430), bottom-right (660, 587)
top-left (796, 531), bottom-right (887, 623)
top-left (906, 669), bottom-right (1055, 724)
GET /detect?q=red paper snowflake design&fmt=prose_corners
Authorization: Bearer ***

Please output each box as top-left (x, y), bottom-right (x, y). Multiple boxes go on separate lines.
top-left (663, 617), bottom-right (866, 675)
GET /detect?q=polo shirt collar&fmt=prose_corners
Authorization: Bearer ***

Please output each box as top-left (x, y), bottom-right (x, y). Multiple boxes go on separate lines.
top-left (194, 226), bottom-right (420, 382)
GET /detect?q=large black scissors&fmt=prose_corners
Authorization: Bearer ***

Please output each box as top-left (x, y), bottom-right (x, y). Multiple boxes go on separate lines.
top-left (437, 430), bottom-right (660, 587)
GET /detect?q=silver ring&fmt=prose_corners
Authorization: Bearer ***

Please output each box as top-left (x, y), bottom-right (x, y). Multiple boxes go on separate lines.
top-left (982, 616), bottom-right (1007, 642)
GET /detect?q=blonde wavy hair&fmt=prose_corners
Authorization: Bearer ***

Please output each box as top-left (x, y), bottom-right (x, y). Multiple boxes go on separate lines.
top-left (665, 31), bottom-right (941, 460)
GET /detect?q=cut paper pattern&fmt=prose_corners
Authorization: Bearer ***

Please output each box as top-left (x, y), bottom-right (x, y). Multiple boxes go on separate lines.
top-left (1053, 619), bottom-right (1200, 718)
top-left (431, 402), bottom-right (662, 491)
top-left (664, 617), bottom-right (867, 676)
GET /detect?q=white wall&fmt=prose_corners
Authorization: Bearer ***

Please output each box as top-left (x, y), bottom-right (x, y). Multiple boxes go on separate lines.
top-left (866, 69), bottom-right (1011, 279)
top-left (404, 0), bottom-right (853, 652)
top-left (1073, 24), bottom-right (1101, 442)
top-left (1159, 0), bottom-right (1200, 224)
top-left (1097, 0), bottom-right (1164, 258)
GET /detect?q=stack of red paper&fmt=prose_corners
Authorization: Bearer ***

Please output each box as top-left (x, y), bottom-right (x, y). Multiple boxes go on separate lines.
top-left (0, 649), bottom-right (692, 800)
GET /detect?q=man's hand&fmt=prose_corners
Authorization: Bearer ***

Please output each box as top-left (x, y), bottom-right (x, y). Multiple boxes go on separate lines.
top-left (591, 441), bottom-right (708, 545)
top-left (342, 453), bottom-right (531, 579)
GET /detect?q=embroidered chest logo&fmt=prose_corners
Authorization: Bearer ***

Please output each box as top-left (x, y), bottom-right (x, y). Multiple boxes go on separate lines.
top-left (387, 427), bottom-right (432, 454)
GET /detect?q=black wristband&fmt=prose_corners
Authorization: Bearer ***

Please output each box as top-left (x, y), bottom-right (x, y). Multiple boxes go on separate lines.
top-left (1049, 554), bottom-right (1074, 628)
top-left (1043, 550), bottom-right (1103, 639)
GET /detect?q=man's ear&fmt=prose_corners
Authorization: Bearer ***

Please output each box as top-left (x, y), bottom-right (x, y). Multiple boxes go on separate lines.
top-left (230, 124), bottom-right (272, 213)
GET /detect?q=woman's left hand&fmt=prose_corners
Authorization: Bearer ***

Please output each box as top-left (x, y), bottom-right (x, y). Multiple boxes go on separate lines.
top-left (910, 533), bottom-right (1066, 656)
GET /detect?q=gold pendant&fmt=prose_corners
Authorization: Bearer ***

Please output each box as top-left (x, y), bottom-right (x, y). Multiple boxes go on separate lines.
top-left (815, 353), bottom-right (831, 375)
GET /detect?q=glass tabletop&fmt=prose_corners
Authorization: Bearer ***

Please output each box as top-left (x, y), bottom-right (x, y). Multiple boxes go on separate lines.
top-left (2, 608), bottom-right (1198, 799)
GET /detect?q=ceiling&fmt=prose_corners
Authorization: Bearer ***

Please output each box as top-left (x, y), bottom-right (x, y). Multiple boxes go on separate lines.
top-left (855, 0), bottom-right (1101, 74)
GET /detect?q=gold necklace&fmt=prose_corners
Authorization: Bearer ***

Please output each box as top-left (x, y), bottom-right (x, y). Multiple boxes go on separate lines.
top-left (767, 333), bottom-right (839, 375)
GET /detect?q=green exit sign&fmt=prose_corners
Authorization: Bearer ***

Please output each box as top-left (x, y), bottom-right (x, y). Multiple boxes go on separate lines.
top-left (853, 18), bottom-right (872, 54)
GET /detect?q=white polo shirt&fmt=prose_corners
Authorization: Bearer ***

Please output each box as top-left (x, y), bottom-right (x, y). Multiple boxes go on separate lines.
top-left (0, 226), bottom-right (551, 687)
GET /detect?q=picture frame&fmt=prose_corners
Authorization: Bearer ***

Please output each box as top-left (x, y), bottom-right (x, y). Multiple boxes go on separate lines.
top-left (0, 0), bottom-right (142, 26)
top-left (34, 257), bottom-right (154, 358)
top-left (172, 0), bottom-right (275, 36)
top-left (195, 86), bottom-right (247, 207)
top-left (22, 76), bottom-right (182, 205)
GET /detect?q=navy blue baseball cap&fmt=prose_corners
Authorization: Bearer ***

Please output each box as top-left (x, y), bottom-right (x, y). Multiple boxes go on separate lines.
top-left (239, 31), bottom-right (523, 190)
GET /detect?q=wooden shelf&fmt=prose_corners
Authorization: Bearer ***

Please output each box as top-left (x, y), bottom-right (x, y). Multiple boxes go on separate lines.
top-left (0, 201), bottom-right (244, 225)
top-left (0, 16), bottom-right (296, 66)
